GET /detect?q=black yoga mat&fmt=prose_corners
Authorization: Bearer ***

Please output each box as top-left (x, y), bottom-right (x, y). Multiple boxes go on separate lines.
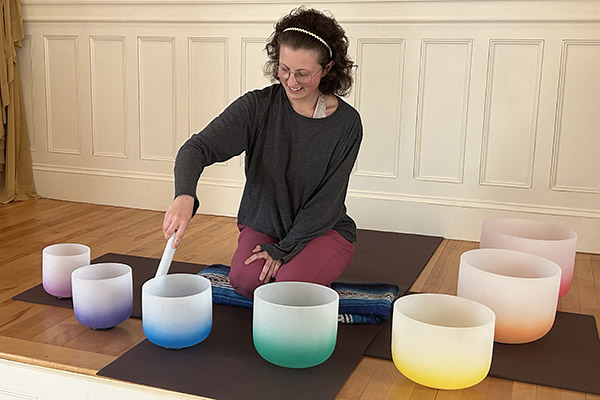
top-left (340, 229), bottom-right (443, 294)
top-left (98, 305), bottom-right (383, 400)
top-left (491, 311), bottom-right (600, 395)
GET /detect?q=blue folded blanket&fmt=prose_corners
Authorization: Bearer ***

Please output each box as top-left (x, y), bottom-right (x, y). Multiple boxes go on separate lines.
top-left (198, 265), bottom-right (399, 324)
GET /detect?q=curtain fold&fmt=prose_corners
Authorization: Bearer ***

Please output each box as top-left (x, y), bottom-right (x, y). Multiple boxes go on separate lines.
top-left (0, 0), bottom-right (38, 203)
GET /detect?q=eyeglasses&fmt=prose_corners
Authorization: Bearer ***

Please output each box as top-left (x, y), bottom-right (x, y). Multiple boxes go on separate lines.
top-left (277, 65), bottom-right (322, 85)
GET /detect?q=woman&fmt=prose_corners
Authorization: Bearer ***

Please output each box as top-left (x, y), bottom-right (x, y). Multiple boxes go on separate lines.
top-left (163, 7), bottom-right (362, 298)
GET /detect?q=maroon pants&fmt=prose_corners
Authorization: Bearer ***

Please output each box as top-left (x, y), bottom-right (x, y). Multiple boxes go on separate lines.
top-left (229, 224), bottom-right (354, 298)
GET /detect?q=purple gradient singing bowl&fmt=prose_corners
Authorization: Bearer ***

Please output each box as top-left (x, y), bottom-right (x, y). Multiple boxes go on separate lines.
top-left (71, 263), bottom-right (133, 329)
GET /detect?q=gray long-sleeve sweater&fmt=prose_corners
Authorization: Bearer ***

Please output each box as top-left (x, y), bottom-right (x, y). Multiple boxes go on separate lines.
top-left (174, 84), bottom-right (363, 263)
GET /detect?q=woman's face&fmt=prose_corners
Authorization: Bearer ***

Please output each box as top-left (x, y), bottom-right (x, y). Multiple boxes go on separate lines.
top-left (277, 45), bottom-right (325, 102)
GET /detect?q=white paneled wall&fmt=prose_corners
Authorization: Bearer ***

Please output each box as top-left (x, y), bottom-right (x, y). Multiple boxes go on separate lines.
top-left (18, 0), bottom-right (600, 252)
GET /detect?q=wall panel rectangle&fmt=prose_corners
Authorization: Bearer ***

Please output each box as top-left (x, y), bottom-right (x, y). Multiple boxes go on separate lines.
top-left (189, 38), bottom-right (228, 137)
top-left (138, 36), bottom-right (176, 161)
top-left (18, 35), bottom-right (35, 151)
top-left (551, 40), bottom-right (600, 193)
top-left (480, 40), bottom-right (544, 188)
top-left (241, 38), bottom-right (270, 94)
top-left (90, 36), bottom-right (127, 158)
top-left (44, 35), bottom-right (80, 154)
top-left (354, 39), bottom-right (404, 178)
top-left (414, 40), bottom-right (472, 183)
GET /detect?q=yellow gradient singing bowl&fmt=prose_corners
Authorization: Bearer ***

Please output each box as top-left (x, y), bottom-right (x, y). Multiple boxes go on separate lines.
top-left (392, 293), bottom-right (495, 390)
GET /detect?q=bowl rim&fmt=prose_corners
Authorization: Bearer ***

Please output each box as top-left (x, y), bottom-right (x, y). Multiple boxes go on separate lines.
top-left (460, 248), bottom-right (563, 281)
top-left (71, 262), bottom-right (132, 282)
top-left (482, 218), bottom-right (577, 242)
top-left (43, 243), bottom-right (91, 257)
top-left (254, 281), bottom-right (339, 309)
top-left (393, 293), bottom-right (496, 330)
top-left (142, 273), bottom-right (211, 299)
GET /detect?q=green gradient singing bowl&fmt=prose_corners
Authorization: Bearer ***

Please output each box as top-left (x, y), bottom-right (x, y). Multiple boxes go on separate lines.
top-left (253, 282), bottom-right (339, 368)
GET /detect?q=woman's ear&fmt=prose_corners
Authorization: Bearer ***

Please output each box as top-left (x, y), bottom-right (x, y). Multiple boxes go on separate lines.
top-left (323, 60), bottom-right (335, 75)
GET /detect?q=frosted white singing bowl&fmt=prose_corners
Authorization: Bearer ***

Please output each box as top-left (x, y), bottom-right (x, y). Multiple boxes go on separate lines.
top-left (71, 263), bottom-right (133, 329)
top-left (457, 248), bottom-right (561, 344)
top-left (253, 282), bottom-right (339, 368)
top-left (392, 293), bottom-right (495, 390)
top-left (142, 274), bottom-right (212, 349)
top-left (42, 243), bottom-right (90, 298)
top-left (479, 218), bottom-right (576, 298)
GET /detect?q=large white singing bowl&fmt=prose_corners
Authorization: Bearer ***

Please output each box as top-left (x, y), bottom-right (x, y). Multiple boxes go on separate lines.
top-left (458, 248), bottom-right (561, 344)
top-left (142, 274), bottom-right (212, 349)
top-left (71, 263), bottom-right (133, 329)
top-left (42, 243), bottom-right (90, 298)
top-left (392, 293), bottom-right (495, 390)
top-left (253, 282), bottom-right (339, 369)
top-left (479, 218), bottom-right (576, 298)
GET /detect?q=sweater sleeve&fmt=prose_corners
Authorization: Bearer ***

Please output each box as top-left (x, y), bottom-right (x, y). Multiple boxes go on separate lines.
top-left (174, 91), bottom-right (262, 215)
top-left (260, 118), bottom-right (363, 263)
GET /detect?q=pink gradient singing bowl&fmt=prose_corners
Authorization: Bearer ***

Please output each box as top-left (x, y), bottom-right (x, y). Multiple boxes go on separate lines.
top-left (42, 243), bottom-right (91, 298)
top-left (479, 218), bottom-right (576, 298)
top-left (71, 263), bottom-right (133, 329)
top-left (457, 248), bottom-right (561, 344)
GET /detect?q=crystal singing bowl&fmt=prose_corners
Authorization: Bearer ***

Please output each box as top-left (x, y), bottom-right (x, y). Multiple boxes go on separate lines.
top-left (391, 293), bottom-right (495, 390)
top-left (71, 263), bottom-right (133, 329)
top-left (457, 248), bottom-right (561, 344)
top-left (479, 218), bottom-right (576, 298)
top-left (42, 243), bottom-right (91, 298)
top-left (142, 274), bottom-right (212, 349)
top-left (253, 282), bottom-right (339, 368)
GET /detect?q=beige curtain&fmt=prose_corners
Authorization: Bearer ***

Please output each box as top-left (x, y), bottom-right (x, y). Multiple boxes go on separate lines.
top-left (0, 0), bottom-right (37, 203)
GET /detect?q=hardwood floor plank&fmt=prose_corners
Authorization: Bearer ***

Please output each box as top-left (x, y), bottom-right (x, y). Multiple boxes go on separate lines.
top-left (0, 336), bottom-right (114, 374)
top-left (510, 381), bottom-right (537, 400)
top-left (411, 238), bottom-right (448, 293)
top-left (336, 357), bottom-right (380, 400)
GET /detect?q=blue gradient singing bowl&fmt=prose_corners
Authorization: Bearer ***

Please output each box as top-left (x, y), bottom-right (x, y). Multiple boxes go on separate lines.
top-left (71, 263), bottom-right (133, 329)
top-left (142, 274), bottom-right (212, 349)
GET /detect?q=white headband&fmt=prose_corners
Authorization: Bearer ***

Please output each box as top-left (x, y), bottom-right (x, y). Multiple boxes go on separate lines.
top-left (282, 27), bottom-right (333, 59)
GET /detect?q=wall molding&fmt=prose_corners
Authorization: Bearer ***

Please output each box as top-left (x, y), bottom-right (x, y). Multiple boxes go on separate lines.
top-left (22, 16), bottom-right (600, 24)
top-left (31, 163), bottom-right (246, 188)
top-left (347, 189), bottom-right (600, 220)
top-left (31, 163), bottom-right (600, 220)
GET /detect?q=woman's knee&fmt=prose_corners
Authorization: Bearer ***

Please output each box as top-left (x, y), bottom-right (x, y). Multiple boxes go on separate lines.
top-left (229, 263), bottom-right (261, 298)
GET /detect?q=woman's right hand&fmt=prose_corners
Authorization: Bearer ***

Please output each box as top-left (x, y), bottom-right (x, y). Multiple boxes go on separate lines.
top-left (162, 194), bottom-right (195, 248)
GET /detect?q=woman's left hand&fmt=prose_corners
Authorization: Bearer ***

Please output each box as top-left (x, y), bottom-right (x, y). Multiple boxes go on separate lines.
top-left (244, 245), bottom-right (283, 283)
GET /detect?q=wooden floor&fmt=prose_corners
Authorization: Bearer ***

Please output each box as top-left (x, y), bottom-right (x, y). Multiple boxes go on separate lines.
top-left (1, 198), bottom-right (599, 399)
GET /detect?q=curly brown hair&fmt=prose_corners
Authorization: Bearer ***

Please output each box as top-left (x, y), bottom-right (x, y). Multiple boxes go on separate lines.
top-left (264, 7), bottom-right (355, 96)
